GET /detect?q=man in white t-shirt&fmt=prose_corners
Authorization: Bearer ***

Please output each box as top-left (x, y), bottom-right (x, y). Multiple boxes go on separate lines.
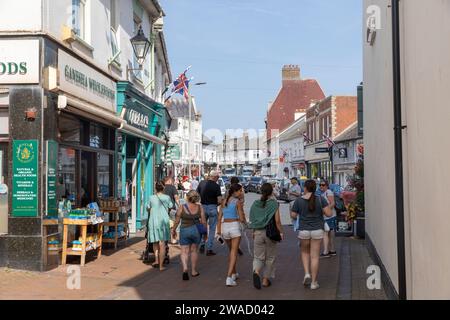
top-left (288, 177), bottom-right (302, 202)
top-left (320, 180), bottom-right (337, 258)
top-left (190, 177), bottom-right (199, 191)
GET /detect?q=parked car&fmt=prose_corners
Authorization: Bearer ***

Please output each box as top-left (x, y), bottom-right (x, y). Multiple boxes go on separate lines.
top-left (246, 176), bottom-right (265, 193)
top-left (277, 178), bottom-right (293, 202)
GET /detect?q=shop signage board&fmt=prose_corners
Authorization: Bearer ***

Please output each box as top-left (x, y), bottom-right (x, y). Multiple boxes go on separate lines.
top-left (46, 140), bottom-right (58, 217)
top-left (315, 147), bottom-right (330, 153)
top-left (124, 107), bottom-right (150, 131)
top-left (12, 140), bottom-right (39, 217)
top-left (58, 49), bottom-right (116, 112)
top-left (0, 39), bottom-right (40, 84)
top-left (169, 145), bottom-right (181, 161)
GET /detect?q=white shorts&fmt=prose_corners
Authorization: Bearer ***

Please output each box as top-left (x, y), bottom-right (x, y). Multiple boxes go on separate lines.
top-left (298, 229), bottom-right (324, 240)
top-left (222, 221), bottom-right (242, 240)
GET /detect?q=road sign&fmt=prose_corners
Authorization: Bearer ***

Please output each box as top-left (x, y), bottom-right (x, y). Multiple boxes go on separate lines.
top-left (315, 147), bottom-right (330, 153)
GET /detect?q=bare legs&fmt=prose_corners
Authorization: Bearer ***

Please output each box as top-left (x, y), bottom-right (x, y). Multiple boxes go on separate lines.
top-left (152, 241), bottom-right (166, 271)
top-left (301, 239), bottom-right (322, 283)
top-left (180, 244), bottom-right (200, 276)
top-left (225, 238), bottom-right (240, 277)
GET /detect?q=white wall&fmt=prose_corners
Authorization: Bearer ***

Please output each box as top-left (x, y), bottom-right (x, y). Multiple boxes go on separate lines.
top-left (0, 0), bottom-right (42, 32)
top-left (363, 0), bottom-right (399, 295)
top-left (401, 0), bottom-right (450, 299)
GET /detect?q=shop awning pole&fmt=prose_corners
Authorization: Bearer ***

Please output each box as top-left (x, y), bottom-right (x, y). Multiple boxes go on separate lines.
top-left (119, 123), bottom-right (166, 145)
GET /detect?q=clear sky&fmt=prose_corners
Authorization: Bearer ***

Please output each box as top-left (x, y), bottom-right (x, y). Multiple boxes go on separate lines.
top-left (161, 0), bottom-right (363, 134)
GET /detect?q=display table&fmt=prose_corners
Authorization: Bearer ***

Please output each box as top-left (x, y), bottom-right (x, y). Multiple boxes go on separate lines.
top-left (43, 218), bottom-right (61, 266)
top-left (102, 207), bottom-right (128, 249)
top-left (62, 218), bottom-right (103, 266)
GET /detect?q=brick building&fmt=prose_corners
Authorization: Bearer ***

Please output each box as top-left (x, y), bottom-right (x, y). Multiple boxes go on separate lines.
top-left (304, 96), bottom-right (357, 181)
top-left (264, 65), bottom-right (325, 176)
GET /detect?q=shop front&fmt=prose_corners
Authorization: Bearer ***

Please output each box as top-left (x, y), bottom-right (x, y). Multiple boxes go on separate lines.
top-left (116, 82), bottom-right (169, 233)
top-left (304, 141), bottom-right (333, 182)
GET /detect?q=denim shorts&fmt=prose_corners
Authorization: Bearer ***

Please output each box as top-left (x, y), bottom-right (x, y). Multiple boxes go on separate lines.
top-left (180, 225), bottom-right (201, 246)
top-left (325, 216), bottom-right (337, 231)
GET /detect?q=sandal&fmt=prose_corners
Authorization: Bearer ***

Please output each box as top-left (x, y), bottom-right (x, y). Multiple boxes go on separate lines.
top-left (191, 272), bottom-right (200, 277)
top-left (151, 263), bottom-right (160, 269)
top-left (183, 272), bottom-right (189, 281)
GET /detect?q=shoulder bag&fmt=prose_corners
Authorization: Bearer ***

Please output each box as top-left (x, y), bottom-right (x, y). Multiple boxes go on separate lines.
top-left (265, 203), bottom-right (281, 242)
top-left (184, 204), bottom-right (207, 236)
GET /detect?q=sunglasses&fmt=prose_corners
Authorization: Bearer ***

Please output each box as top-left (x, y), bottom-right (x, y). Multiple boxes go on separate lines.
top-left (320, 184), bottom-right (326, 186)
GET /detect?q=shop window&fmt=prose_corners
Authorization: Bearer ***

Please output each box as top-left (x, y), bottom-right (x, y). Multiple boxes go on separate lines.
top-left (97, 153), bottom-right (112, 199)
top-left (59, 114), bottom-right (81, 144)
top-left (89, 123), bottom-right (113, 150)
top-left (57, 148), bottom-right (77, 204)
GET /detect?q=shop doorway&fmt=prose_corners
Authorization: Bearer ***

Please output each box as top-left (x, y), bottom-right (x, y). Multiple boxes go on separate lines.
top-left (126, 138), bottom-right (138, 233)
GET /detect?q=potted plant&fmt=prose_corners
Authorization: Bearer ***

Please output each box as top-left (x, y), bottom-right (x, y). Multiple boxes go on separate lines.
top-left (348, 144), bottom-right (365, 238)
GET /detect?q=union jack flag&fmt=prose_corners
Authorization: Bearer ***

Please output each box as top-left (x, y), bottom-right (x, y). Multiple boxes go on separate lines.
top-left (323, 134), bottom-right (335, 148)
top-left (303, 132), bottom-right (312, 144)
top-left (165, 66), bottom-right (192, 102)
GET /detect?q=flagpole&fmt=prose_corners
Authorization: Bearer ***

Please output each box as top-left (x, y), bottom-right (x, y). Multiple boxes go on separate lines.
top-left (188, 93), bottom-right (192, 179)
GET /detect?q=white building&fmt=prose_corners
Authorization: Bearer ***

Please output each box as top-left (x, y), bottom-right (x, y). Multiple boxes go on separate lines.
top-left (364, 0), bottom-right (450, 299)
top-left (216, 131), bottom-right (266, 176)
top-left (166, 97), bottom-right (203, 178)
top-left (277, 113), bottom-right (306, 178)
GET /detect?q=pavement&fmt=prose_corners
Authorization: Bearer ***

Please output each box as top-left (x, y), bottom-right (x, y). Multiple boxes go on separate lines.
top-left (0, 193), bottom-right (387, 300)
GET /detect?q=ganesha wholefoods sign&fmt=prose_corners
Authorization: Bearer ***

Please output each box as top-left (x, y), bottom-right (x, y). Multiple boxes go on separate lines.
top-left (58, 49), bottom-right (116, 112)
top-left (0, 39), bottom-right (40, 84)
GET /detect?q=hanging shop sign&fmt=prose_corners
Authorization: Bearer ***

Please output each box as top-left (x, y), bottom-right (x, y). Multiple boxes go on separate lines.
top-left (58, 49), bottom-right (116, 112)
top-left (12, 140), bottom-right (39, 217)
top-left (0, 39), bottom-right (40, 84)
top-left (46, 140), bottom-right (58, 217)
top-left (315, 147), bottom-right (330, 153)
top-left (339, 148), bottom-right (348, 158)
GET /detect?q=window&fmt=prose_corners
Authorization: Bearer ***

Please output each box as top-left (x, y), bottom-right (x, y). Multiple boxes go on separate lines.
top-left (132, 17), bottom-right (143, 80)
top-left (109, 0), bottom-right (120, 64)
top-left (72, 0), bottom-right (87, 39)
top-left (97, 153), bottom-right (112, 198)
top-left (58, 148), bottom-right (77, 204)
top-left (59, 114), bottom-right (81, 144)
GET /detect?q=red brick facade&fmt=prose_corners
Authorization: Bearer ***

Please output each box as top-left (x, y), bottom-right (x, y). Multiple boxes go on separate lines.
top-left (305, 96), bottom-right (357, 143)
top-left (266, 65), bottom-right (325, 140)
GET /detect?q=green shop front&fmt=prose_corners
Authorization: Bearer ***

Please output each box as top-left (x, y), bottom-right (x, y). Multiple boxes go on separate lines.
top-left (116, 82), bottom-right (169, 233)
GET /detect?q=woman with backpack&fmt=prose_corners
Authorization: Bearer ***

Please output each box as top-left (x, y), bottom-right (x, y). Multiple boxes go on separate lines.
top-left (217, 183), bottom-right (246, 287)
top-left (171, 190), bottom-right (207, 281)
top-left (249, 183), bottom-right (283, 289)
top-left (147, 181), bottom-right (173, 271)
top-left (290, 180), bottom-right (332, 290)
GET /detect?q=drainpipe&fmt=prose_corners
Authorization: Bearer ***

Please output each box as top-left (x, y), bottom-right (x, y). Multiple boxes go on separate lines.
top-left (391, 0), bottom-right (407, 300)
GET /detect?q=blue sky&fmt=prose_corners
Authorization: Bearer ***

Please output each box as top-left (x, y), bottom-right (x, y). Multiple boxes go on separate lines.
top-left (161, 0), bottom-right (363, 133)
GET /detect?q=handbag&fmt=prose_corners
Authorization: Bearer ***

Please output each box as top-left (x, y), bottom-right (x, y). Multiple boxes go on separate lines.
top-left (266, 214), bottom-right (282, 242)
top-left (184, 204), bottom-right (207, 236)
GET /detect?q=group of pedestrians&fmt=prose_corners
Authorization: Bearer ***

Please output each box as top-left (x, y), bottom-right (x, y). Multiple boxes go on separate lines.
top-left (146, 170), bottom-right (337, 291)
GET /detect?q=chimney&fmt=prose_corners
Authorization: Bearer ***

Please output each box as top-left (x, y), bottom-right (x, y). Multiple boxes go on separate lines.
top-left (282, 65), bottom-right (300, 85)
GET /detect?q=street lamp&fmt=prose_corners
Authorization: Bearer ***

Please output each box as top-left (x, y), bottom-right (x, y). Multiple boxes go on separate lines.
top-left (127, 25), bottom-right (151, 80)
top-left (188, 82), bottom-right (207, 178)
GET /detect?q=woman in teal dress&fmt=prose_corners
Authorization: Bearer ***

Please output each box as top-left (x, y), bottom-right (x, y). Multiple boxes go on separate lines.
top-left (147, 181), bottom-right (173, 271)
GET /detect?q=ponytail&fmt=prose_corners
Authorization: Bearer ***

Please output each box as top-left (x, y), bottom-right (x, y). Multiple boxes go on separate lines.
top-left (224, 183), bottom-right (242, 207)
top-left (304, 180), bottom-right (317, 212)
top-left (260, 183), bottom-right (273, 208)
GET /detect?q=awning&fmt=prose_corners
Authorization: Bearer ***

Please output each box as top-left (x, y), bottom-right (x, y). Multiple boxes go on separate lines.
top-left (118, 122), bottom-right (166, 145)
top-left (63, 95), bottom-right (166, 145)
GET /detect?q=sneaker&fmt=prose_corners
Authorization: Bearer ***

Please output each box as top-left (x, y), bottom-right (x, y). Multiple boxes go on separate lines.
top-left (199, 245), bottom-right (205, 254)
top-left (310, 282), bottom-right (320, 290)
top-left (303, 274), bottom-right (312, 287)
top-left (320, 253), bottom-right (331, 258)
top-left (206, 250), bottom-right (216, 256)
top-left (232, 273), bottom-right (239, 281)
top-left (226, 277), bottom-right (237, 287)
top-left (329, 251), bottom-right (337, 256)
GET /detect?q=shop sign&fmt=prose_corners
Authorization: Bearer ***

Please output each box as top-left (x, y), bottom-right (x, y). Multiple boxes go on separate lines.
top-left (0, 39), bottom-right (40, 84)
top-left (315, 147), bottom-right (330, 153)
top-left (126, 108), bottom-right (149, 130)
top-left (46, 140), bottom-right (58, 217)
top-left (339, 148), bottom-right (348, 158)
top-left (12, 140), bottom-right (39, 217)
top-left (169, 145), bottom-right (181, 161)
top-left (58, 49), bottom-right (116, 112)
